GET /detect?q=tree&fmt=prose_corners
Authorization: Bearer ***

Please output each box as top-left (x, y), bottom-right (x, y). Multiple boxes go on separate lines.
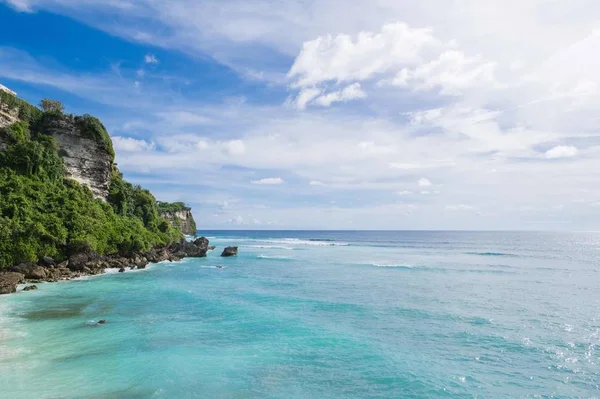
top-left (39, 98), bottom-right (64, 114)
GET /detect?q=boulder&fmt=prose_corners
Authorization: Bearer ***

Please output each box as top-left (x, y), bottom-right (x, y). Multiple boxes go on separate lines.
top-left (170, 238), bottom-right (210, 258)
top-left (39, 256), bottom-right (56, 267)
top-left (118, 267), bottom-right (126, 273)
top-left (208, 246), bottom-right (216, 251)
top-left (0, 272), bottom-right (25, 295)
top-left (221, 247), bottom-right (238, 257)
top-left (68, 251), bottom-right (99, 271)
top-left (12, 263), bottom-right (48, 280)
top-left (23, 285), bottom-right (38, 291)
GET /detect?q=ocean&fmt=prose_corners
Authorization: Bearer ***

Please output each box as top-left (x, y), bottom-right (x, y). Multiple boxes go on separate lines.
top-left (0, 231), bottom-right (598, 398)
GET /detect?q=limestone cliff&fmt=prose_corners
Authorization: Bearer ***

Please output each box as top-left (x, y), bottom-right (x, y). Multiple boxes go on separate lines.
top-left (40, 114), bottom-right (113, 199)
top-left (158, 205), bottom-right (197, 235)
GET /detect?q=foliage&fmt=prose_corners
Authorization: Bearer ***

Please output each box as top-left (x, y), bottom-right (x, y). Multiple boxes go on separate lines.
top-left (39, 98), bottom-right (65, 114)
top-left (156, 201), bottom-right (190, 213)
top-left (0, 90), bottom-right (42, 124)
top-left (73, 114), bottom-right (115, 160)
top-left (0, 121), bottom-right (182, 270)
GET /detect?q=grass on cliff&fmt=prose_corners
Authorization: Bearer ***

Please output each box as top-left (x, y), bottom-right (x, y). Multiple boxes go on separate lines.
top-left (0, 120), bottom-right (182, 270)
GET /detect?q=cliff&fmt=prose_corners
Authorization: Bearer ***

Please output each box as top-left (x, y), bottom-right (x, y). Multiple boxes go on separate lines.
top-left (157, 202), bottom-right (197, 235)
top-left (40, 114), bottom-right (113, 199)
top-left (0, 93), bottom-right (196, 272)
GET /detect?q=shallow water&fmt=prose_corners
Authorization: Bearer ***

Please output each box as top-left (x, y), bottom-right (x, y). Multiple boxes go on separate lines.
top-left (1, 231), bottom-right (599, 398)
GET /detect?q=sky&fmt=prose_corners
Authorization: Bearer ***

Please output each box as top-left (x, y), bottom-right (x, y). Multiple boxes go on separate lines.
top-left (1, 0), bottom-right (600, 230)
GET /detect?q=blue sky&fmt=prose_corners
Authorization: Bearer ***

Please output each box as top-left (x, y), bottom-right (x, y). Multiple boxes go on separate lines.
top-left (2, 0), bottom-right (600, 230)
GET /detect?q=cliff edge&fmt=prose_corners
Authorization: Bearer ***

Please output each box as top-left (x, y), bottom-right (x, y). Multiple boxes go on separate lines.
top-left (157, 202), bottom-right (197, 235)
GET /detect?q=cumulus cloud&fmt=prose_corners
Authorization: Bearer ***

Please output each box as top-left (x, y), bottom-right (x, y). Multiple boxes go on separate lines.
top-left (112, 136), bottom-right (155, 152)
top-left (144, 54), bottom-right (159, 64)
top-left (223, 140), bottom-right (246, 155)
top-left (293, 87), bottom-right (322, 110)
top-left (313, 83), bottom-right (367, 107)
top-left (545, 145), bottom-right (578, 159)
top-left (251, 177), bottom-right (284, 185)
top-left (418, 178), bottom-right (432, 187)
top-left (288, 22), bottom-right (441, 88)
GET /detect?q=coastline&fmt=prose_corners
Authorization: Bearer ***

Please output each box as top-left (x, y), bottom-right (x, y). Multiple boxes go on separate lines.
top-left (0, 236), bottom-right (212, 296)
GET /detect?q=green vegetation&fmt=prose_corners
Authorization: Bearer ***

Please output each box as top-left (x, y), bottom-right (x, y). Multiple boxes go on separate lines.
top-left (39, 98), bottom-right (65, 114)
top-left (0, 104), bottom-right (183, 270)
top-left (157, 201), bottom-right (190, 213)
top-left (0, 90), bottom-right (42, 124)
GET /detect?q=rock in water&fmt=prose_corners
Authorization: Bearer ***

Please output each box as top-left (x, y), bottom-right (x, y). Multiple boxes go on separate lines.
top-left (23, 285), bottom-right (38, 291)
top-left (118, 267), bottom-right (126, 273)
top-left (0, 272), bottom-right (25, 295)
top-left (221, 247), bottom-right (238, 257)
top-left (97, 320), bottom-right (106, 325)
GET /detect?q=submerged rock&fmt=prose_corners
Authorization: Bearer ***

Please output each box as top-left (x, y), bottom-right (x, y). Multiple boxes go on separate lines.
top-left (221, 247), bottom-right (238, 257)
top-left (98, 320), bottom-right (106, 325)
top-left (23, 285), bottom-right (38, 291)
top-left (0, 272), bottom-right (25, 295)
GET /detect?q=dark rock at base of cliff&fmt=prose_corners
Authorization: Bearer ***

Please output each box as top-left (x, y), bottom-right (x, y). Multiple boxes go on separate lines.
top-left (12, 263), bottom-right (48, 280)
top-left (39, 256), bottom-right (56, 267)
top-left (68, 251), bottom-right (100, 272)
top-left (118, 267), bottom-right (125, 273)
top-left (221, 247), bottom-right (238, 257)
top-left (23, 285), bottom-right (38, 291)
top-left (0, 272), bottom-right (25, 295)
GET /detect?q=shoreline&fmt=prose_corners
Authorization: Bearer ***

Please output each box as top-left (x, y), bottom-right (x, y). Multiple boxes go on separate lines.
top-left (0, 237), bottom-right (213, 296)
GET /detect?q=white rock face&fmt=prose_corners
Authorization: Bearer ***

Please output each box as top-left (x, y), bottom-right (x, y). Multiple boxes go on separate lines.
top-left (160, 209), bottom-right (197, 235)
top-left (42, 116), bottom-right (113, 199)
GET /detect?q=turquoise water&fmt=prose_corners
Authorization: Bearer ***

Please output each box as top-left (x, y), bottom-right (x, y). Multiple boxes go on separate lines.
top-left (1, 231), bottom-right (599, 398)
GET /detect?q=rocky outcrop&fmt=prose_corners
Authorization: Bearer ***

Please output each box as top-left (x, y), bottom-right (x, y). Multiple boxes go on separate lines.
top-left (0, 238), bottom-right (213, 294)
top-left (169, 237), bottom-right (209, 258)
top-left (0, 272), bottom-right (25, 294)
top-left (23, 285), bottom-right (38, 291)
top-left (159, 208), bottom-right (197, 235)
top-left (40, 115), bottom-right (113, 199)
top-left (221, 247), bottom-right (238, 257)
top-left (0, 103), bottom-right (19, 131)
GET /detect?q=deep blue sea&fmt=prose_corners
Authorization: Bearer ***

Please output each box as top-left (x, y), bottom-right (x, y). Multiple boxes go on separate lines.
top-left (1, 231), bottom-right (599, 398)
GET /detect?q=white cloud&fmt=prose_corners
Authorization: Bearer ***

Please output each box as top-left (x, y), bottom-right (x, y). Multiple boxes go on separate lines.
top-left (313, 83), bottom-right (367, 107)
top-left (5, 0), bottom-right (32, 12)
top-left (545, 145), bottom-right (578, 159)
top-left (112, 136), bottom-right (155, 152)
top-left (388, 50), bottom-right (497, 95)
top-left (445, 204), bottom-right (475, 211)
top-left (418, 178), bottom-right (432, 187)
top-left (227, 215), bottom-right (244, 224)
top-left (293, 87), bottom-right (321, 110)
top-left (309, 180), bottom-right (326, 186)
top-left (224, 139), bottom-right (246, 155)
top-left (396, 190), bottom-right (413, 196)
top-left (288, 22), bottom-right (441, 88)
top-left (144, 54), bottom-right (159, 64)
top-left (251, 177), bottom-right (284, 185)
